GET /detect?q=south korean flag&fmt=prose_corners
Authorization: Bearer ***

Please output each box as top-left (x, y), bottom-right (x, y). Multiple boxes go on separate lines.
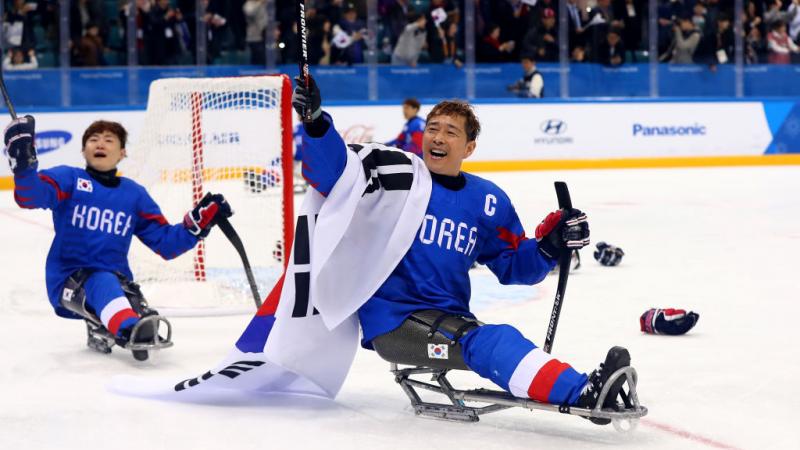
top-left (77, 177), bottom-right (93, 193)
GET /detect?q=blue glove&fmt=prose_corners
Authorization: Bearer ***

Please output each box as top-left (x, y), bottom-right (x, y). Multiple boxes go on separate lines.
top-left (640, 308), bottom-right (699, 335)
top-left (4, 115), bottom-right (37, 173)
top-left (594, 241), bottom-right (624, 266)
top-left (183, 193), bottom-right (233, 239)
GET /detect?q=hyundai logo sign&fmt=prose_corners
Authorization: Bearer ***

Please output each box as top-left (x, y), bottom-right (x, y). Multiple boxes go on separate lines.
top-left (540, 119), bottom-right (567, 135)
top-left (35, 130), bottom-right (72, 155)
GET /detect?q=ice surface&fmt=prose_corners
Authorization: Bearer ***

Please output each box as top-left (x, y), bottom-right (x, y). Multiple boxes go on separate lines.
top-left (1, 166), bottom-right (798, 450)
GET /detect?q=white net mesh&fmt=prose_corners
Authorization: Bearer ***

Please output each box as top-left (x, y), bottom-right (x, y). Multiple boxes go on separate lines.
top-left (124, 75), bottom-right (292, 315)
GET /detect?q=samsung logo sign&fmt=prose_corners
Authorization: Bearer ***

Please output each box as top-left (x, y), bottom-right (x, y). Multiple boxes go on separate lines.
top-left (35, 130), bottom-right (72, 154)
top-left (633, 123), bottom-right (707, 137)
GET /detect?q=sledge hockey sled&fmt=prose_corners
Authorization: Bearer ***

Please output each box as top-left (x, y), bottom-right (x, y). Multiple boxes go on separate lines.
top-left (388, 363), bottom-right (646, 432)
top-left (61, 269), bottom-right (173, 361)
top-left (85, 314), bottom-right (173, 361)
top-left (373, 310), bottom-right (647, 432)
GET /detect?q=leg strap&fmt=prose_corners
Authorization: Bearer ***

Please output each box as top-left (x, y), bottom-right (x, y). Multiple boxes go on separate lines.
top-left (114, 272), bottom-right (157, 317)
top-left (373, 310), bottom-right (481, 370)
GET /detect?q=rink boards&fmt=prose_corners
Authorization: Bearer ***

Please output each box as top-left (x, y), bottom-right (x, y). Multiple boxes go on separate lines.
top-left (2, 99), bottom-right (799, 189)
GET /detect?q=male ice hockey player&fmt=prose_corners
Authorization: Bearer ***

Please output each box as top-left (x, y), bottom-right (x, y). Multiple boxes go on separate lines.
top-left (385, 97), bottom-right (425, 157)
top-left (5, 116), bottom-right (232, 358)
top-left (293, 76), bottom-right (633, 424)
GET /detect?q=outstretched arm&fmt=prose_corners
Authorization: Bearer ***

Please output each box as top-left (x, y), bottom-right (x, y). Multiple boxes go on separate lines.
top-left (5, 115), bottom-right (72, 210)
top-left (480, 201), bottom-right (590, 285)
top-left (134, 189), bottom-right (199, 260)
top-left (135, 192), bottom-right (232, 259)
top-left (479, 203), bottom-right (556, 285)
top-left (292, 75), bottom-right (347, 196)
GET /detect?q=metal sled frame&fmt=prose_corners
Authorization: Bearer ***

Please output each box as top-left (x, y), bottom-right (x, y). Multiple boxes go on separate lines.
top-left (85, 314), bottom-right (174, 354)
top-left (390, 363), bottom-right (648, 432)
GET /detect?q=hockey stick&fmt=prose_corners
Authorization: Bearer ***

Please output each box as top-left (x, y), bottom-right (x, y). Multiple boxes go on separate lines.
top-left (217, 216), bottom-right (262, 309)
top-left (296, 0), bottom-right (312, 122)
top-left (0, 63), bottom-right (18, 119)
top-left (543, 181), bottom-right (572, 354)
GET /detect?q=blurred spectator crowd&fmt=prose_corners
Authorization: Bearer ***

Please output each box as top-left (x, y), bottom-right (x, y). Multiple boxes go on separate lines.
top-left (2, 0), bottom-right (799, 70)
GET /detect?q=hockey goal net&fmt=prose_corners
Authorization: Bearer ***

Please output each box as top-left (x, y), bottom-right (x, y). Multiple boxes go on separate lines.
top-left (124, 75), bottom-right (294, 315)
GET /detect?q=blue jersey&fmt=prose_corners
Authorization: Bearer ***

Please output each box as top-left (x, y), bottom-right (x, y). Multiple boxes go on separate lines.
top-left (386, 116), bottom-right (425, 157)
top-left (13, 165), bottom-right (198, 317)
top-left (301, 114), bottom-right (556, 348)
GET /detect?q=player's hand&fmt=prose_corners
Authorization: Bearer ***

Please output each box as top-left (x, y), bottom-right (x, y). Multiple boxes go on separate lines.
top-left (4, 114), bottom-right (37, 174)
top-left (292, 75), bottom-right (322, 123)
top-left (640, 308), bottom-right (699, 335)
top-left (594, 241), bottom-right (624, 266)
top-left (183, 192), bottom-right (233, 239)
top-left (534, 208), bottom-right (590, 260)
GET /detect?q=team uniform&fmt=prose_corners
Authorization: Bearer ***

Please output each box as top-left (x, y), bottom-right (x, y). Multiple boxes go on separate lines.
top-left (300, 113), bottom-right (590, 406)
top-left (13, 165), bottom-right (197, 336)
top-left (386, 115), bottom-right (425, 157)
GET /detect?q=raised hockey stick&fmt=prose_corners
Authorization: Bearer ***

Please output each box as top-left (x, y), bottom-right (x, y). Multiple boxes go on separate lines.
top-left (296, 0), bottom-right (312, 122)
top-left (217, 216), bottom-right (262, 309)
top-left (543, 181), bottom-right (572, 354)
top-left (0, 63), bottom-right (18, 119)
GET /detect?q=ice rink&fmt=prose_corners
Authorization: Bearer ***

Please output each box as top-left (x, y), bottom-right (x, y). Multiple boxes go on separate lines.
top-left (1, 165), bottom-right (798, 450)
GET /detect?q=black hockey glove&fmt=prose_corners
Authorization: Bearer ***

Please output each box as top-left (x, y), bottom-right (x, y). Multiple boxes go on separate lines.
top-left (594, 241), bottom-right (624, 266)
top-left (292, 75), bottom-right (322, 123)
top-left (4, 115), bottom-right (38, 174)
top-left (183, 192), bottom-right (233, 239)
top-left (534, 208), bottom-right (590, 260)
top-left (640, 308), bottom-right (699, 335)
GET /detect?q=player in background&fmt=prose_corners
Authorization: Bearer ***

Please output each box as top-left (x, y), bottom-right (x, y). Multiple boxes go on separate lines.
top-left (293, 76), bottom-right (633, 424)
top-left (385, 97), bottom-right (425, 157)
top-left (4, 116), bottom-right (232, 359)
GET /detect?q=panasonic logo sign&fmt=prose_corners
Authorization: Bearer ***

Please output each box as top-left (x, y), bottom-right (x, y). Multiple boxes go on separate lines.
top-left (35, 130), bottom-right (72, 155)
top-left (633, 124), bottom-right (707, 137)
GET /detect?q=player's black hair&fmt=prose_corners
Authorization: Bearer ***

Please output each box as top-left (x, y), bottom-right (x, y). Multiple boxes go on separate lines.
top-left (82, 120), bottom-right (128, 149)
top-left (426, 100), bottom-right (481, 142)
top-left (403, 97), bottom-right (421, 110)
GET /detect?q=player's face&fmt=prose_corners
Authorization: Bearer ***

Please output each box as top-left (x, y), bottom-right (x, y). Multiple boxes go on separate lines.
top-left (402, 104), bottom-right (418, 120)
top-left (82, 131), bottom-right (126, 172)
top-left (422, 114), bottom-right (476, 176)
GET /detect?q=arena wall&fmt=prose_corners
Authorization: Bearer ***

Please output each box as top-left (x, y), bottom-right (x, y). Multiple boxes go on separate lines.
top-left (2, 100), bottom-right (799, 190)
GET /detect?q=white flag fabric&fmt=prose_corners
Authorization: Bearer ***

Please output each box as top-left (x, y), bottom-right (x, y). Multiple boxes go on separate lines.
top-left (110, 143), bottom-right (432, 401)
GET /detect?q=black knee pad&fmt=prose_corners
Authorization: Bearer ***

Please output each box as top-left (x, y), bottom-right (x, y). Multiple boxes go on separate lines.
top-left (372, 310), bottom-right (481, 370)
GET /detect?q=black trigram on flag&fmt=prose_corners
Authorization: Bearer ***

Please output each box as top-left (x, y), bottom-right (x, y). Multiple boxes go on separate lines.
top-left (348, 144), bottom-right (414, 194)
top-left (174, 360), bottom-right (266, 392)
top-left (291, 214), bottom-right (320, 318)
